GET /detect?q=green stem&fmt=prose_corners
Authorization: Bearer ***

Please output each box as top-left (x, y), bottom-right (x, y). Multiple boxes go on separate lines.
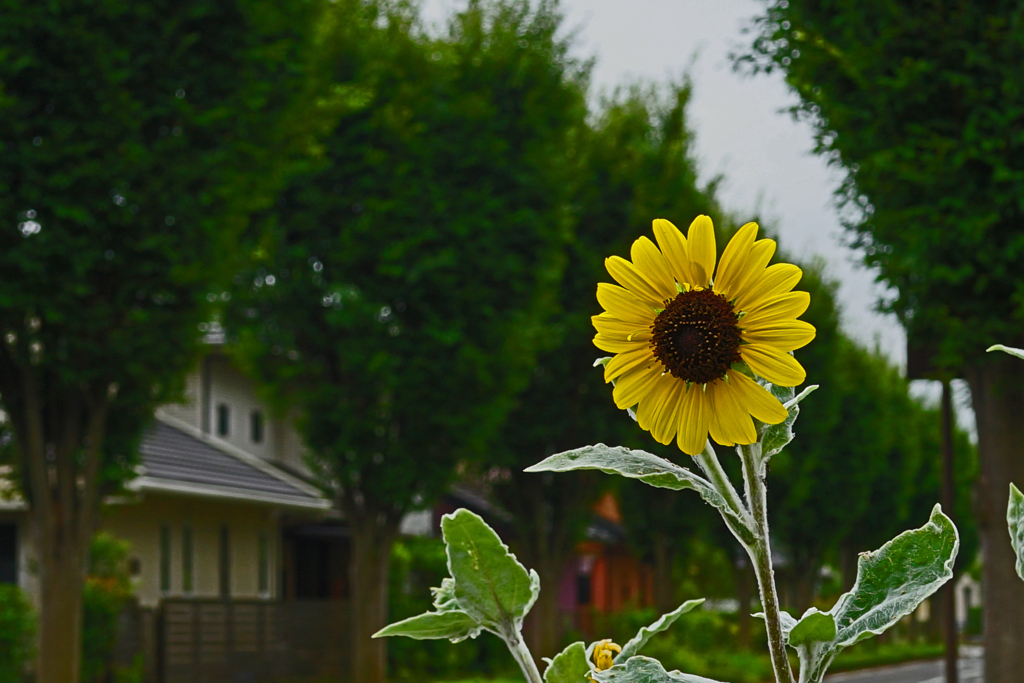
top-left (739, 442), bottom-right (795, 683)
top-left (505, 631), bottom-right (544, 683)
top-left (693, 441), bottom-right (748, 523)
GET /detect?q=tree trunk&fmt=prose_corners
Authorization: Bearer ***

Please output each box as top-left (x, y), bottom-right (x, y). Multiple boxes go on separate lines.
top-left (348, 507), bottom-right (400, 683)
top-left (36, 530), bottom-right (87, 683)
top-left (966, 356), bottom-right (1024, 683)
top-left (651, 533), bottom-right (675, 615)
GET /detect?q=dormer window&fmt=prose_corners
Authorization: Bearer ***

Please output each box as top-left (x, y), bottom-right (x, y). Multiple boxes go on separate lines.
top-left (216, 403), bottom-right (230, 437)
top-left (251, 410), bottom-right (264, 444)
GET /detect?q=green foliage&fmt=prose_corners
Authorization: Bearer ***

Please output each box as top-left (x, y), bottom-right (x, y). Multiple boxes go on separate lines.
top-left (739, 1), bottom-right (1024, 364)
top-left (0, 0), bottom-right (336, 484)
top-left (226, 0), bottom-right (587, 524)
top-left (82, 533), bottom-right (134, 683)
top-left (0, 584), bottom-right (35, 683)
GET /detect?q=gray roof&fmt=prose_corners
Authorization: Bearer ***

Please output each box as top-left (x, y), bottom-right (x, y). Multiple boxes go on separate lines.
top-left (135, 422), bottom-right (328, 509)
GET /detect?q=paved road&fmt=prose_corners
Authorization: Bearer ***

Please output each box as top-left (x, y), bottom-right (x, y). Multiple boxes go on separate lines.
top-left (825, 648), bottom-right (984, 683)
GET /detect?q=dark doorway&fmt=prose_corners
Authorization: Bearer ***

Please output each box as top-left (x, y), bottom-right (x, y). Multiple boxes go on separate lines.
top-left (0, 524), bottom-right (15, 584)
top-left (294, 537), bottom-right (330, 599)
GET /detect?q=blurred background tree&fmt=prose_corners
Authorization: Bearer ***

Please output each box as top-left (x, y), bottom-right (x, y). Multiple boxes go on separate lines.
top-left (225, 2), bottom-right (588, 680)
top-left (0, 0), bottom-right (337, 679)
top-left (740, 2), bottom-right (1024, 676)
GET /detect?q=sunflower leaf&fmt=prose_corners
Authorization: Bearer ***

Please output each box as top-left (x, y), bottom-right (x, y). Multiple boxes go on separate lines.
top-left (543, 642), bottom-right (590, 683)
top-left (372, 610), bottom-right (482, 642)
top-left (526, 444), bottom-right (754, 544)
top-left (592, 655), bottom-right (726, 683)
top-left (1007, 484), bottom-right (1024, 581)
top-left (616, 599), bottom-right (705, 662)
top-left (442, 508), bottom-right (539, 638)
top-left (784, 505), bottom-right (959, 683)
top-left (987, 344), bottom-right (1024, 361)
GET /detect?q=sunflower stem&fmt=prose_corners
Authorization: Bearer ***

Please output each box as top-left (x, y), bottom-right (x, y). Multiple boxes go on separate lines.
top-left (505, 631), bottom-right (544, 683)
top-left (693, 440), bottom-right (749, 523)
top-left (739, 441), bottom-right (795, 683)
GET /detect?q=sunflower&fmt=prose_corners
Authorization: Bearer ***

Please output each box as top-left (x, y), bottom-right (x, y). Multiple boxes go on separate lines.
top-left (593, 215), bottom-right (815, 456)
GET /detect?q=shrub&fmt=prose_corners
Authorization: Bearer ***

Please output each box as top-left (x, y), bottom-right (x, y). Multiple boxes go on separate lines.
top-left (82, 533), bottom-right (133, 683)
top-left (0, 584), bottom-right (35, 683)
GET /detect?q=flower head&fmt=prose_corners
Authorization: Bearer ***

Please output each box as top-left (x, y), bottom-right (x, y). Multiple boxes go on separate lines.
top-left (593, 215), bottom-right (815, 455)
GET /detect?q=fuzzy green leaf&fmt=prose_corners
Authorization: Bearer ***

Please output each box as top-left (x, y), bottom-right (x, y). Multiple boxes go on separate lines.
top-left (987, 344), bottom-right (1024, 361)
top-left (544, 641), bottom-right (590, 683)
top-left (526, 445), bottom-right (753, 543)
top-left (372, 610), bottom-right (481, 641)
top-left (1008, 484), bottom-right (1024, 581)
top-left (831, 504), bottom-right (958, 646)
top-left (592, 656), bottom-right (726, 683)
top-left (616, 599), bottom-right (705, 662)
top-left (788, 609), bottom-right (836, 646)
top-left (442, 508), bottom-right (539, 636)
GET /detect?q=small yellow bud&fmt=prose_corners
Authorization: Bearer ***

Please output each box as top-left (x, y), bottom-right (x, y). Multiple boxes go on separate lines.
top-left (591, 639), bottom-right (622, 672)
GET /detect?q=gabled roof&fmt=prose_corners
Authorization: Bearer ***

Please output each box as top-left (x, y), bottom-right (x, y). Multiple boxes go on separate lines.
top-left (129, 421), bottom-right (329, 510)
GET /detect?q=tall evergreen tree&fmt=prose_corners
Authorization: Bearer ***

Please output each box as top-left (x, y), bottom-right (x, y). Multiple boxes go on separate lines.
top-left (226, 2), bottom-right (588, 680)
top-left (0, 0), bottom-right (334, 680)
top-left (740, 3), bottom-right (1024, 675)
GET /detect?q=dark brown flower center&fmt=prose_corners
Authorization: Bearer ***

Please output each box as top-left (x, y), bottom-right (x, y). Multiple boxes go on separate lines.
top-left (650, 288), bottom-right (742, 384)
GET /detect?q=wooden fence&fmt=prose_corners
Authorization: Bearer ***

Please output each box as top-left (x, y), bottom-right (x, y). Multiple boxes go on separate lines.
top-left (157, 599), bottom-right (350, 683)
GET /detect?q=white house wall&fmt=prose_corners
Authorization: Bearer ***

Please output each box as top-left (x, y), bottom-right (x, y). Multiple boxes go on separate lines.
top-left (102, 493), bottom-right (279, 608)
top-left (156, 353), bottom-right (312, 478)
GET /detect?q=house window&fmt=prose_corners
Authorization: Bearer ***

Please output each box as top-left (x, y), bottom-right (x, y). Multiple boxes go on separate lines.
top-left (219, 525), bottom-right (231, 598)
top-left (181, 525), bottom-right (193, 593)
top-left (251, 410), bottom-right (264, 444)
top-left (159, 524), bottom-right (171, 593)
top-left (258, 532), bottom-right (269, 594)
top-left (216, 403), bottom-right (230, 437)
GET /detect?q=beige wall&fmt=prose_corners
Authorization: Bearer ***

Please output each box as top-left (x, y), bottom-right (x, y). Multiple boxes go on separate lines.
top-left (102, 493), bottom-right (279, 607)
top-left (156, 353), bottom-right (311, 477)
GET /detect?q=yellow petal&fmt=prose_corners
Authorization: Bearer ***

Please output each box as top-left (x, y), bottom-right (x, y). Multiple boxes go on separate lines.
top-left (592, 314), bottom-right (651, 340)
top-left (650, 379), bottom-right (687, 445)
top-left (605, 256), bottom-right (666, 308)
top-left (604, 345), bottom-right (657, 382)
top-left (714, 222), bottom-right (758, 299)
top-left (686, 215), bottom-right (716, 288)
top-left (652, 218), bottom-right (692, 285)
top-left (612, 363), bottom-right (663, 410)
top-left (740, 291), bottom-right (810, 328)
top-left (631, 237), bottom-right (677, 301)
top-left (677, 384), bottom-right (711, 456)
top-left (708, 381), bottom-right (757, 446)
top-left (594, 334), bottom-right (650, 354)
top-left (741, 320), bottom-right (816, 351)
top-left (725, 370), bottom-right (788, 425)
top-left (735, 263), bottom-right (802, 312)
top-left (740, 345), bottom-right (807, 386)
top-left (636, 374), bottom-right (675, 431)
top-left (596, 283), bottom-right (655, 325)
top-left (728, 239), bottom-right (776, 301)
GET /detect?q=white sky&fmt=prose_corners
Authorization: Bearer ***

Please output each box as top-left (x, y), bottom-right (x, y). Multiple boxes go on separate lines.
top-left (420, 0), bottom-right (905, 363)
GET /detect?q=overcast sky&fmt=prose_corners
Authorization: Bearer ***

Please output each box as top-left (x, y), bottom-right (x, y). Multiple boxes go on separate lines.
top-left (420, 0), bottom-right (906, 363)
